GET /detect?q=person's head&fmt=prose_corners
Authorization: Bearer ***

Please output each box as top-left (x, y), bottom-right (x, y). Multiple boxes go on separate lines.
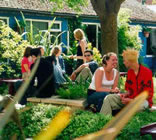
top-left (84, 50), bottom-right (93, 62)
top-left (51, 46), bottom-right (61, 57)
top-left (102, 52), bottom-right (118, 68)
top-left (74, 28), bottom-right (85, 41)
top-left (23, 46), bottom-right (32, 58)
top-left (122, 48), bottom-right (139, 69)
top-left (30, 48), bottom-right (41, 62)
top-left (38, 46), bottom-right (45, 56)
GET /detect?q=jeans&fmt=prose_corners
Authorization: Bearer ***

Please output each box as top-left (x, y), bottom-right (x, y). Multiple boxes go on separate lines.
top-left (87, 89), bottom-right (109, 112)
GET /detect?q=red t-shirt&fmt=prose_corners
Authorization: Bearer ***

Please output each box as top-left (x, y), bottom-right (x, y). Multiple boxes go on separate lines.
top-left (21, 57), bottom-right (32, 73)
top-left (125, 65), bottom-right (154, 107)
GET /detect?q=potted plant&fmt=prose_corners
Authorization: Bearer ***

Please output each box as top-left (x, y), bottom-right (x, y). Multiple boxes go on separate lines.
top-left (143, 27), bottom-right (151, 38)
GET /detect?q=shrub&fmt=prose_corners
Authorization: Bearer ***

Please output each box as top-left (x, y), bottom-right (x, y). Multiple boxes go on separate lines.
top-left (56, 81), bottom-right (89, 99)
top-left (0, 21), bottom-right (30, 78)
top-left (118, 8), bottom-right (142, 72)
top-left (1, 104), bottom-right (111, 139)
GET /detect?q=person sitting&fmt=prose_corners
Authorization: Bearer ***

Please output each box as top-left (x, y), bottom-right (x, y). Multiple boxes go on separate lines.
top-left (87, 52), bottom-right (120, 112)
top-left (28, 48), bottom-right (55, 98)
top-left (70, 50), bottom-right (98, 83)
top-left (46, 46), bottom-right (66, 89)
top-left (100, 48), bottom-right (154, 116)
top-left (21, 46), bottom-right (33, 81)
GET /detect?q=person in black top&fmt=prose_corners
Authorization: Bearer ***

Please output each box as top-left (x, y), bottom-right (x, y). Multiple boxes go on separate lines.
top-left (70, 50), bottom-right (98, 83)
top-left (70, 29), bottom-right (87, 69)
top-left (29, 48), bottom-right (56, 98)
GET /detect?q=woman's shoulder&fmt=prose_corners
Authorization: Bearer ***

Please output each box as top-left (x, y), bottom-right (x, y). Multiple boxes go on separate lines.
top-left (96, 67), bottom-right (104, 72)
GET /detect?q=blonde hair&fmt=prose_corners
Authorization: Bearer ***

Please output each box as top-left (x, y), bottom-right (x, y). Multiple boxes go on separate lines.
top-left (122, 48), bottom-right (139, 63)
top-left (51, 46), bottom-right (61, 56)
top-left (74, 28), bottom-right (85, 40)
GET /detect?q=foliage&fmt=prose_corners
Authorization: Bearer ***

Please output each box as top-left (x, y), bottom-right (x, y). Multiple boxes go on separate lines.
top-left (118, 76), bottom-right (126, 93)
top-left (0, 83), bottom-right (8, 96)
top-left (2, 103), bottom-right (156, 140)
top-left (49, 0), bottom-right (88, 12)
top-left (117, 110), bottom-right (156, 140)
top-left (56, 81), bottom-right (89, 99)
top-left (0, 21), bottom-right (30, 78)
top-left (1, 104), bottom-right (63, 139)
top-left (88, 43), bottom-right (102, 65)
top-left (118, 8), bottom-right (142, 72)
top-left (14, 11), bottom-right (26, 34)
top-left (143, 27), bottom-right (152, 33)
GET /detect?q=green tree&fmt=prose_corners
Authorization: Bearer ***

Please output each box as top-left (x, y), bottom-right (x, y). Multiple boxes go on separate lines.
top-left (49, 0), bottom-right (125, 55)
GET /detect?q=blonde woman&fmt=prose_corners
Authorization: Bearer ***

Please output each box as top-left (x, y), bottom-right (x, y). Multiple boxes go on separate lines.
top-left (72, 28), bottom-right (87, 68)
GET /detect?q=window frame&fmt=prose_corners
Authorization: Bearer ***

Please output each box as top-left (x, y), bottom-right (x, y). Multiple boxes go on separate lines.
top-left (145, 26), bottom-right (156, 57)
top-left (82, 22), bottom-right (101, 49)
top-left (0, 16), bottom-right (9, 25)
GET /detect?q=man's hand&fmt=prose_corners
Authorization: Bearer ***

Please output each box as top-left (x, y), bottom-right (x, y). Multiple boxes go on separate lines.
top-left (70, 72), bottom-right (76, 81)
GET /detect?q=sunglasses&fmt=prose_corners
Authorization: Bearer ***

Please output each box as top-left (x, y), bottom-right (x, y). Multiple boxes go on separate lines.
top-left (84, 55), bottom-right (91, 57)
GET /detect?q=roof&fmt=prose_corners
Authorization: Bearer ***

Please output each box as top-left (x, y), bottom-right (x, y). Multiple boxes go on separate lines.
top-left (0, 0), bottom-right (156, 22)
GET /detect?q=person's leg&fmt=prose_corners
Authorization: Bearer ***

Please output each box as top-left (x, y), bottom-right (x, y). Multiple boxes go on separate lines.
top-left (87, 92), bottom-right (109, 112)
top-left (76, 67), bottom-right (92, 83)
top-left (100, 94), bottom-right (124, 116)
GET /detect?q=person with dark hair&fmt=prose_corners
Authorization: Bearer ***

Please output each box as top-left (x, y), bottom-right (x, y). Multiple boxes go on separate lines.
top-left (29, 48), bottom-right (55, 98)
top-left (70, 50), bottom-right (98, 83)
top-left (87, 52), bottom-right (119, 112)
top-left (21, 46), bottom-right (32, 80)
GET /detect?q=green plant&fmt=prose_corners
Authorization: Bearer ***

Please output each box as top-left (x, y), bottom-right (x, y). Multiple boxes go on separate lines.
top-left (88, 43), bottom-right (102, 66)
top-left (14, 12), bottom-right (26, 34)
top-left (0, 83), bottom-right (8, 96)
top-left (143, 27), bottom-right (152, 33)
top-left (0, 20), bottom-right (30, 78)
top-left (56, 81), bottom-right (89, 99)
top-left (118, 8), bottom-right (142, 72)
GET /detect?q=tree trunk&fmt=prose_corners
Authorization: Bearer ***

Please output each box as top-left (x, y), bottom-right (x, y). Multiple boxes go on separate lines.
top-left (100, 13), bottom-right (118, 55)
top-left (90, 0), bottom-right (125, 55)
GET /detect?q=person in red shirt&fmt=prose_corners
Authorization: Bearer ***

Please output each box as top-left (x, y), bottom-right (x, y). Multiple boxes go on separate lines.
top-left (21, 47), bottom-right (32, 80)
top-left (100, 48), bottom-right (154, 116)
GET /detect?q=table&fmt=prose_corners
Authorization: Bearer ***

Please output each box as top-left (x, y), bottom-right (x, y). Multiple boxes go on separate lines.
top-left (0, 79), bottom-right (23, 95)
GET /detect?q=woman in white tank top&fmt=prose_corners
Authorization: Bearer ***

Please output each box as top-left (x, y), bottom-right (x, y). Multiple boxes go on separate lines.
top-left (87, 52), bottom-right (120, 112)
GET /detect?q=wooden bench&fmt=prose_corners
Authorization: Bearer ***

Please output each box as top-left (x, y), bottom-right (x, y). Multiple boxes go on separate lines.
top-left (27, 96), bottom-right (87, 109)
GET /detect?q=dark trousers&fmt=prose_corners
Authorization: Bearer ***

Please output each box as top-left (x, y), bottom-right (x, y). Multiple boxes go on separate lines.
top-left (87, 89), bottom-right (109, 112)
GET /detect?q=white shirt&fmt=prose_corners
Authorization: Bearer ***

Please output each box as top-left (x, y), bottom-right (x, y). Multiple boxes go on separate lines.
top-left (89, 67), bottom-right (117, 90)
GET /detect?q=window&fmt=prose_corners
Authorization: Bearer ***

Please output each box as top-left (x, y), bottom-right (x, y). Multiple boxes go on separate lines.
top-left (146, 28), bottom-right (156, 56)
top-left (26, 19), bottom-right (62, 44)
top-left (0, 17), bottom-right (9, 24)
top-left (82, 22), bottom-right (101, 50)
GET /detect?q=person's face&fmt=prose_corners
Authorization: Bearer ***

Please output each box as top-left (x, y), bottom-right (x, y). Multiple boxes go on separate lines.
top-left (123, 57), bottom-right (130, 69)
top-left (56, 50), bottom-right (61, 57)
top-left (106, 55), bottom-right (118, 68)
top-left (74, 34), bottom-right (79, 40)
top-left (84, 52), bottom-right (93, 62)
top-left (32, 55), bottom-right (37, 63)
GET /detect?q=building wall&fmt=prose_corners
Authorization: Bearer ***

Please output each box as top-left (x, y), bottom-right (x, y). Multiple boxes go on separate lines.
top-left (1, 10), bottom-right (156, 72)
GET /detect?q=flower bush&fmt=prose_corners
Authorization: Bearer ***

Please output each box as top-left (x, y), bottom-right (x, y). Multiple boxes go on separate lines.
top-left (0, 21), bottom-right (30, 78)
